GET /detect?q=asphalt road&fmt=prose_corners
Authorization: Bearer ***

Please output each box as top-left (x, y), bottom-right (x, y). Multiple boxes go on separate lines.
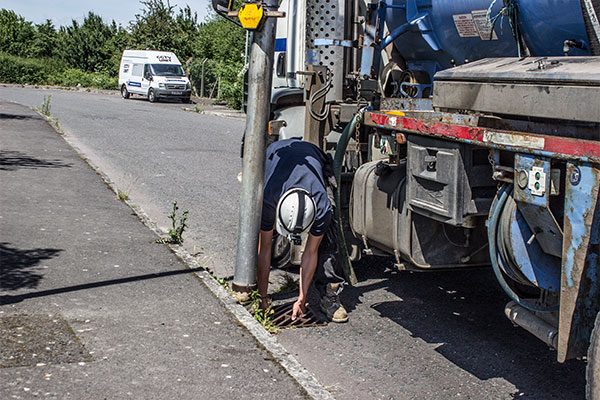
top-left (0, 85), bottom-right (244, 277)
top-left (0, 85), bottom-right (588, 399)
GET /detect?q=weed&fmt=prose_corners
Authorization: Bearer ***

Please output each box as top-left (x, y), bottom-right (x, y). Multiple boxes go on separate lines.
top-left (249, 290), bottom-right (279, 333)
top-left (35, 95), bottom-right (64, 135)
top-left (40, 95), bottom-right (51, 116)
top-left (117, 189), bottom-right (130, 201)
top-left (48, 117), bottom-right (64, 135)
top-left (205, 270), bottom-right (234, 296)
top-left (208, 269), bottom-right (229, 288)
top-left (156, 201), bottom-right (189, 245)
top-left (215, 276), bottom-right (228, 286)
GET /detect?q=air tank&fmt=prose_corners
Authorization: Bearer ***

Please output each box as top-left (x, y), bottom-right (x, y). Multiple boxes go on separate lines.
top-left (382, 0), bottom-right (592, 92)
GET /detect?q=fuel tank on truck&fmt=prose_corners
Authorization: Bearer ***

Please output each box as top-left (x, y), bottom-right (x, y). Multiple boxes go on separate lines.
top-left (383, 0), bottom-right (592, 78)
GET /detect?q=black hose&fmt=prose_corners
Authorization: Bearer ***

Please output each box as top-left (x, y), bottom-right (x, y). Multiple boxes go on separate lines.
top-left (332, 112), bottom-right (364, 285)
top-left (308, 69), bottom-right (333, 121)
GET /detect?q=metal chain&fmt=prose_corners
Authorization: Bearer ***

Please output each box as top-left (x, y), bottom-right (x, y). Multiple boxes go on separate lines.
top-left (488, 149), bottom-right (495, 167)
top-left (353, 112), bottom-right (363, 168)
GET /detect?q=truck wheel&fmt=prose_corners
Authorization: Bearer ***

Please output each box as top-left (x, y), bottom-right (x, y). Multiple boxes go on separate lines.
top-left (121, 85), bottom-right (130, 99)
top-left (148, 88), bottom-right (156, 103)
top-left (271, 232), bottom-right (291, 269)
top-left (588, 312), bottom-right (600, 399)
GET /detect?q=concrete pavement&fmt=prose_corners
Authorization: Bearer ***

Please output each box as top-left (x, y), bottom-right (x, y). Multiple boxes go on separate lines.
top-left (0, 101), bottom-right (323, 399)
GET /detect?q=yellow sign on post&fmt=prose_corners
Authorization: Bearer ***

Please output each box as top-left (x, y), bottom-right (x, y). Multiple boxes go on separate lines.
top-left (238, 3), bottom-right (264, 30)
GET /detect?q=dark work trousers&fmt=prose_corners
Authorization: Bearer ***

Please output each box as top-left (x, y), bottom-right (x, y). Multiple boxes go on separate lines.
top-left (313, 213), bottom-right (346, 297)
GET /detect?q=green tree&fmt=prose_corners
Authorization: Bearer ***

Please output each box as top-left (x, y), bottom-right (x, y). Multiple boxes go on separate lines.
top-left (57, 12), bottom-right (117, 72)
top-left (188, 4), bottom-right (246, 107)
top-left (175, 5), bottom-right (200, 62)
top-left (195, 18), bottom-right (245, 64)
top-left (101, 21), bottom-right (132, 75)
top-left (29, 20), bottom-right (58, 59)
top-left (129, 0), bottom-right (199, 62)
top-left (0, 9), bottom-right (35, 56)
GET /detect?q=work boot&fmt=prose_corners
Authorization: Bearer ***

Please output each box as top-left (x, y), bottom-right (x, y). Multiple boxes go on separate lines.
top-left (320, 283), bottom-right (348, 323)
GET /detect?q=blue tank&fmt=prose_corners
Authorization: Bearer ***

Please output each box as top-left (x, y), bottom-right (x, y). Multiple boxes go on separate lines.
top-left (517, 0), bottom-right (590, 56)
top-left (383, 0), bottom-right (591, 75)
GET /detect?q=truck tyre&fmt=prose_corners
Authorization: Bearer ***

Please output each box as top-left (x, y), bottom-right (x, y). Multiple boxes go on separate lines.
top-left (148, 88), bottom-right (156, 103)
top-left (271, 232), bottom-right (291, 269)
top-left (588, 312), bottom-right (600, 399)
top-left (121, 85), bottom-right (130, 99)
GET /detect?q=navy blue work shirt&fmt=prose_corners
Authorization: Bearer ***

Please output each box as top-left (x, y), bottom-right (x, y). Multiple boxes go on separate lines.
top-left (261, 138), bottom-right (332, 236)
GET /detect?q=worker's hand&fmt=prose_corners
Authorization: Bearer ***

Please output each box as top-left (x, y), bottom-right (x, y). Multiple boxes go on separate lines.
top-left (291, 299), bottom-right (306, 321)
top-left (259, 297), bottom-right (271, 311)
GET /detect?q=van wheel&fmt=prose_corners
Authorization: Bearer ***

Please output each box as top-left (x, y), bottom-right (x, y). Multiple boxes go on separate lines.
top-left (588, 312), bottom-right (600, 399)
top-left (121, 85), bottom-right (130, 99)
top-left (148, 88), bottom-right (156, 103)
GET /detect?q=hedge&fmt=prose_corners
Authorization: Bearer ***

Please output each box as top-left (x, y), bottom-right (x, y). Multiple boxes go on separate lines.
top-left (0, 53), bottom-right (58, 84)
top-left (0, 53), bottom-right (117, 90)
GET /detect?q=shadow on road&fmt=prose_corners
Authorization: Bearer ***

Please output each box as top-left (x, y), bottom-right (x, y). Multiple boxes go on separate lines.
top-left (0, 267), bottom-right (205, 305)
top-left (0, 242), bottom-right (61, 291)
top-left (0, 113), bottom-right (42, 120)
top-left (343, 258), bottom-right (586, 399)
top-left (0, 150), bottom-right (72, 171)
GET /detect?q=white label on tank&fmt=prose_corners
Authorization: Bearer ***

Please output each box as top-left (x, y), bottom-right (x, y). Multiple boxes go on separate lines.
top-left (453, 14), bottom-right (479, 38)
top-left (471, 10), bottom-right (498, 40)
top-left (483, 131), bottom-right (546, 150)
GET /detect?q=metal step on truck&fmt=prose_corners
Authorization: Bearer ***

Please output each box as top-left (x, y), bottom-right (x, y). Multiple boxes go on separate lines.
top-left (215, 0), bottom-right (600, 396)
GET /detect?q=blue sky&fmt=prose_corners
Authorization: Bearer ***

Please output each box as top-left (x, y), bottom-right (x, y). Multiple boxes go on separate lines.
top-left (3, 0), bottom-right (213, 28)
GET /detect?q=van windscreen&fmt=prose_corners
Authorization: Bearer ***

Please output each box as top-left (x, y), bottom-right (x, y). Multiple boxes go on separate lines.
top-left (150, 64), bottom-right (185, 77)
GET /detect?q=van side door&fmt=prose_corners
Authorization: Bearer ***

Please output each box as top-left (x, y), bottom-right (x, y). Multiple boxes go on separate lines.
top-left (128, 63), bottom-right (144, 94)
top-left (142, 64), bottom-right (152, 95)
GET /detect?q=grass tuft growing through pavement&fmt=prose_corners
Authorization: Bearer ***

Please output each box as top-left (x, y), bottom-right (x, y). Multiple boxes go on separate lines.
top-left (40, 95), bottom-right (51, 116)
top-left (116, 189), bottom-right (130, 201)
top-left (35, 95), bottom-right (65, 135)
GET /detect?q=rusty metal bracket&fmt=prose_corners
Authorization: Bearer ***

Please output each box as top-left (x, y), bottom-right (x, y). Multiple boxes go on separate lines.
top-left (558, 163), bottom-right (600, 361)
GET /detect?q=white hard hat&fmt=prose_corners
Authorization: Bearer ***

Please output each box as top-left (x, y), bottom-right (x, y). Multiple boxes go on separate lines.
top-left (275, 188), bottom-right (316, 244)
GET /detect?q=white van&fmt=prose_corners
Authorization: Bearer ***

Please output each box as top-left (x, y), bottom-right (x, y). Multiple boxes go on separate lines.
top-left (118, 50), bottom-right (192, 103)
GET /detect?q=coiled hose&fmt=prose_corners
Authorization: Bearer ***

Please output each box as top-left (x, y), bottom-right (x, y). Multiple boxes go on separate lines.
top-left (488, 184), bottom-right (558, 312)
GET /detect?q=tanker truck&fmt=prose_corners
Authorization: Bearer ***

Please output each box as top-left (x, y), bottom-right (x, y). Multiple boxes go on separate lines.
top-left (215, 0), bottom-right (600, 396)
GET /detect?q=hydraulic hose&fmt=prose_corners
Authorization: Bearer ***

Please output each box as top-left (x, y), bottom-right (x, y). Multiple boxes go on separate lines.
top-left (308, 69), bottom-right (333, 121)
top-left (332, 111), bottom-right (366, 285)
top-left (487, 184), bottom-right (558, 312)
